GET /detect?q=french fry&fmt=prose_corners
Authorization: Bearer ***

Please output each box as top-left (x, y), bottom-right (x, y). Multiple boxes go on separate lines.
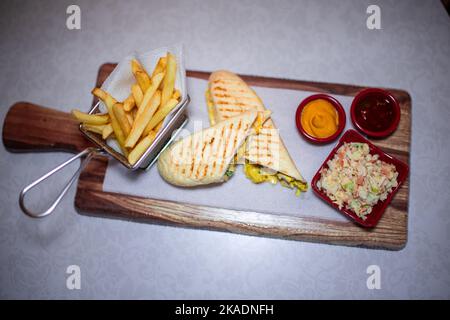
top-left (113, 102), bottom-right (131, 137)
top-left (135, 71), bottom-right (151, 92)
top-left (131, 59), bottom-right (151, 92)
top-left (135, 72), bottom-right (164, 119)
top-left (92, 88), bottom-right (128, 155)
top-left (125, 111), bottom-right (134, 126)
top-left (154, 120), bottom-right (163, 132)
top-left (131, 58), bottom-right (144, 74)
top-left (156, 58), bottom-right (167, 90)
top-left (144, 98), bottom-right (178, 132)
top-left (123, 94), bottom-right (135, 111)
top-left (131, 83), bottom-right (143, 109)
top-left (161, 52), bottom-right (177, 108)
top-left (152, 57), bottom-right (167, 78)
top-left (102, 123), bottom-right (114, 139)
top-left (92, 87), bottom-right (115, 104)
top-left (131, 59), bottom-right (139, 72)
top-left (143, 117), bottom-right (163, 136)
top-left (172, 89), bottom-right (181, 101)
top-left (71, 109), bottom-right (109, 125)
top-left (108, 112), bottom-right (128, 156)
top-left (128, 130), bottom-right (158, 165)
top-left (83, 123), bottom-right (106, 135)
top-left (125, 90), bottom-right (161, 148)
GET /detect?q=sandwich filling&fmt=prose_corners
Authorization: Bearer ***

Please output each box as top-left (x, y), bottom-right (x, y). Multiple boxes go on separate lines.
top-left (224, 164), bottom-right (236, 180)
top-left (244, 163), bottom-right (308, 196)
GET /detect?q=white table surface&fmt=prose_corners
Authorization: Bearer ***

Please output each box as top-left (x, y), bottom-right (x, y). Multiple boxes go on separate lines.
top-left (0, 0), bottom-right (449, 299)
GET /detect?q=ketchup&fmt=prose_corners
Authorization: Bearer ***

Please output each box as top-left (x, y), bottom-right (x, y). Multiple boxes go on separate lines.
top-left (354, 92), bottom-right (395, 132)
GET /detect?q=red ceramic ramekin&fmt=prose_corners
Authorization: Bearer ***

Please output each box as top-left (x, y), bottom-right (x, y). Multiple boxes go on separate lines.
top-left (350, 88), bottom-right (400, 138)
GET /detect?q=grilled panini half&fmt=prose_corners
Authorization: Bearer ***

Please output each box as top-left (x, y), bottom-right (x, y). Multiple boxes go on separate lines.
top-left (206, 70), bottom-right (307, 194)
top-left (158, 110), bottom-right (258, 187)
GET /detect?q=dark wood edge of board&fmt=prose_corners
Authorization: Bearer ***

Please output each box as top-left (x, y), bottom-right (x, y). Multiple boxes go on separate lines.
top-left (75, 63), bottom-right (411, 250)
top-left (75, 156), bottom-right (407, 250)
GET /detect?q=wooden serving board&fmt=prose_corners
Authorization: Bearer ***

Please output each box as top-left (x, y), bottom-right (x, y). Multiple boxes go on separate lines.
top-left (3, 63), bottom-right (411, 250)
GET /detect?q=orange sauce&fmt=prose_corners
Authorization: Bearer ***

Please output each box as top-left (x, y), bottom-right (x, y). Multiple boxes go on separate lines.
top-left (301, 99), bottom-right (339, 138)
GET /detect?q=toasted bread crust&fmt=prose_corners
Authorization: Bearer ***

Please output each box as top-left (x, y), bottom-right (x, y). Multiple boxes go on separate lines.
top-left (208, 71), bottom-right (305, 182)
top-left (158, 111), bottom-right (257, 187)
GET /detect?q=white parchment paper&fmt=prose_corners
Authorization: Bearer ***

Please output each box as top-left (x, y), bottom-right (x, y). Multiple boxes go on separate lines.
top-left (103, 77), bottom-right (355, 220)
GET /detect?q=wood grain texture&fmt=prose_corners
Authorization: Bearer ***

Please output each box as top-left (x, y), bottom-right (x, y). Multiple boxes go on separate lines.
top-left (2, 102), bottom-right (93, 153)
top-left (73, 63), bottom-right (411, 250)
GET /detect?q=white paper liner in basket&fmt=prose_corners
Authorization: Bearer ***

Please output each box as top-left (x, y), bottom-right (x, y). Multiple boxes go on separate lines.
top-left (97, 44), bottom-right (187, 154)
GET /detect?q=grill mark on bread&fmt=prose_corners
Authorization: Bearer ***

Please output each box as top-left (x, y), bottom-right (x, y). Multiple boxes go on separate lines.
top-left (211, 161), bottom-right (216, 176)
top-left (188, 134), bottom-right (195, 178)
top-left (212, 90), bottom-right (257, 100)
top-left (252, 138), bottom-right (279, 145)
top-left (209, 128), bottom-right (222, 176)
top-left (194, 137), bottom-right (200, 156)
top-left (190, 161), bottom-right (195, 178)
top-left (195, 138), bottom-right (209, 179)
top-left (215, 100), bottom-right (257, 108)
top-left (231, 119), bottom-right (243, 153)
top-left (253, 145), bottom-right (272, 152)
top-left (194, 164), bottom-right (201, 179)
top-left (215, 99), bottom-right (231, 105)
top-left (212, 79), bottom-right (240, 85)
top-left (217, 107), bottom-right (242, 113)
top-left (212, 91), bottom-right (255, 101)
top-left (230, 120), bottom-right (241, 155)
top-left (201, 140), bottom-right (208, 160)
top-left (212, 79), bottom-right (248, 91)
top-left (213, 93), bottom-right (232, 98)
top-left (220, 123), bottom-right (234, 172)
top-left (198, 132), bottom-right (215, 179)
top-left (214, 126), bottom-right (226, 174)
top-left (212, 86), bottom-right (246, 94)
top-left (256, 131), bottom-right (274, 137)
top-left (204, 134), bottom-right (215, 176)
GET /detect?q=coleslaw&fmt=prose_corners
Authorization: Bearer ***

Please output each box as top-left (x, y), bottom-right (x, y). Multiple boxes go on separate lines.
top-left (317, 142), bottom-right (398, 220)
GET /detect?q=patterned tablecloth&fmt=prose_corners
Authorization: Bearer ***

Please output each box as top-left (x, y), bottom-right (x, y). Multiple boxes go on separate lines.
top-left (0, 0), bottom-right (449, 299)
